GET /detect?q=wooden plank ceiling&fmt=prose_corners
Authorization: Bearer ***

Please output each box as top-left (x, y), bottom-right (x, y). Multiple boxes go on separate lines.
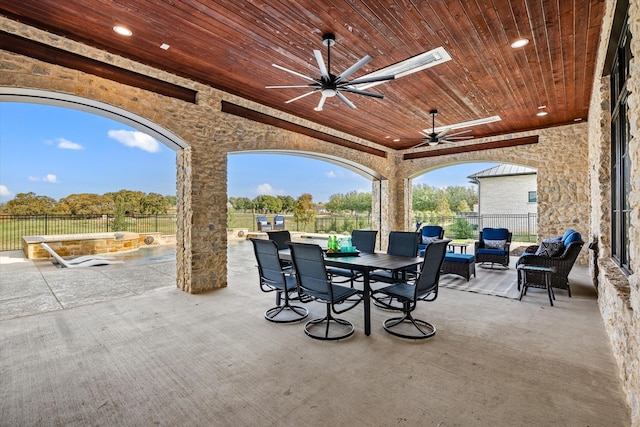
top-left (0, 1), bottom-right (605, 152)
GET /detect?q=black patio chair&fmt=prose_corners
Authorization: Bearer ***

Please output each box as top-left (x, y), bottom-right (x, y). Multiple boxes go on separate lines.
top-left (266, 230), bottom-right (293, 270)
top-left (326, 229), bottom-right (378, 288)
top-left (370, 231), bottom-right (420, 284)
top-left (372, 239), bottom-right (449, 339)
top-left (288, 242), bottom-right (363, 340)
top-left (250, 238), bottom-right (308, 323)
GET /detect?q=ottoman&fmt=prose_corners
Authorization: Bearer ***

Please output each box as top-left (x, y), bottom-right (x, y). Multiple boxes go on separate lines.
top-left (441, 253), bottom-right (476, 281)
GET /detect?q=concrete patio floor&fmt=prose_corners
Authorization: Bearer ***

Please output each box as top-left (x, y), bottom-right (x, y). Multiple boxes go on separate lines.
top-left (0, 240), bottom-right (631, 426)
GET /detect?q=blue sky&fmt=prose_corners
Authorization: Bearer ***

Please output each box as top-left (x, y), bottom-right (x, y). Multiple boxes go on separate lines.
top-left (0, 103), bottom-right (495, 203)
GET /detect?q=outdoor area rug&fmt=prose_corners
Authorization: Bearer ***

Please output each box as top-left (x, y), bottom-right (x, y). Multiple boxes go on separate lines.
top-left (439, 264), bottom-right (521, 299)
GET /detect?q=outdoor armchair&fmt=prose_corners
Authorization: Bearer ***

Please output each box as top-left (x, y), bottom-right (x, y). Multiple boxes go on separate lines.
top-left (417, 225), bottom-right (444, 256)
top-left (372, 239), bottom-right (449, 339)
top-left (288, 242), bottom-right (362, 340)
top-left (251, 238), bottom-right (308, 323)
top-left (273, 215), bottom-right (285, 230)
top-left (256, 216), bottom-right (271, 231)
top-left (516, 230), bottom-right (584, 297)
top-left (474, 228), bottom-right (512, 269)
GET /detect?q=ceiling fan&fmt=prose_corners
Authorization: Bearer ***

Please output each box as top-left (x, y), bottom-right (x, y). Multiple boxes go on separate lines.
top-left (411, 109), bottom-right (474, 149)
top-left (266, 33), bottom-right (395, 111)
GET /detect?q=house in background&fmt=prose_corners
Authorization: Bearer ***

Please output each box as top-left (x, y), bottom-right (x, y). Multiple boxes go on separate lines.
top-left (468, 164), bottom-right (537, 215)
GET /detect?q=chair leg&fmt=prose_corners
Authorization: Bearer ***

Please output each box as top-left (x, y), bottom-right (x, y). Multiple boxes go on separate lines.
top-left (383, 311), bottom-right (436, 339)
top-left (382, 302), bottom-right (436, 339)
top-left (265, 291), bottom-right (309, 323)
top-left (303, 304), bottom-right (355, 340)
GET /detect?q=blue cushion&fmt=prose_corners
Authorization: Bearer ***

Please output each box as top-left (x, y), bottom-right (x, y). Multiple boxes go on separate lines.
top-left (421, 226), bottom-right (442, 238)
top-left (564, 231), bottom-right (582, 246)
top-left (561, 229), bottom-right (577, 242)
top-left (444, 253), bottom-right (475, 263)
top-left (482, 228), bottom-right (509, 241)
top-left (477, 248), bottom-right (506, 255)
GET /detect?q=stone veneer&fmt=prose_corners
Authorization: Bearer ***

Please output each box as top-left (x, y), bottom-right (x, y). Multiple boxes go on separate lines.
top-left (1, 10), bottom-right (639, 423)
top-left (588, 1), bottom-right (640, 425)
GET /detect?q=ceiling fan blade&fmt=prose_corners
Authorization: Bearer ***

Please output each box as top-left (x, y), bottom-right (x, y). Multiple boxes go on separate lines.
top-left (445, 129), bottom-right (473, 137)
top-left (444, 136), bottom-right (474, 141)
top-left (284, 90), bottom-right (319, 103)
top-left (313, 50), bottom-right (329, 79)
top-left (411, 140), bottom-right (431, 149)
top-left (265, 85), bottom-right (317, 89)
top-left (272, 63), bottom-right (319, 83)
top-left (346, 74), bottom-right (395, 86)
top-left (341, 87), bottom-right (385, 99)
top-left (336, 55), bottom-right (372, 82)
top-left (314, 94), bottom-right (327, 111)
top-left (436, 128), bottom-right (452, 138)
top-left (336, 92), bottom-right (356, 109)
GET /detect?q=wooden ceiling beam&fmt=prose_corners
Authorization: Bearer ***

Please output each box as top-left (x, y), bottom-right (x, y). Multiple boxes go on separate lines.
top-left (221, 102), bottom-right (387, 158)
top-left (0, 31), bottom-right (197, 103)
top-left (403, 135), bottom-right (538, 160)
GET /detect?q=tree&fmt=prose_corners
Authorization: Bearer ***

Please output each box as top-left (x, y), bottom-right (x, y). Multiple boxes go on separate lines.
top-left (435, 195), bottom-right (452, 217)
top-left (277, 195), bottom-right (295, 213)
top-left (456, 200), bottom-right (471, 212)
top-left (140, 192), bottom-right (170, 214)
top-left (105, 190), bottom-right (145, 215)
top-left (253, 195), bottom-right (282, 213)
top-left (229, 197), bottom-right (253, 211)
top-left (58, 193), bottom-right (113, 215)
top-left (5, 192), bottom-right (57, 215)
top-left (412, 184), bottom-right (438, 212)
top-left (293, 193), bottom-right (315, 231)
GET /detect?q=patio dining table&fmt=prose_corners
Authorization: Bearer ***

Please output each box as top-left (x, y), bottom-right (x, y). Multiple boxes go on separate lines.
top-left (279, 248), bottom-right (423, 336)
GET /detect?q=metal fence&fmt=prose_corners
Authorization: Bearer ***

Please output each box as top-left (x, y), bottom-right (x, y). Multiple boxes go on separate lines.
top-left (421, 213), bottom-right (538, 242)
top-left (0, 212), bottom-right (537, 252)
top-left (0, 214), bottom-right (177, 251)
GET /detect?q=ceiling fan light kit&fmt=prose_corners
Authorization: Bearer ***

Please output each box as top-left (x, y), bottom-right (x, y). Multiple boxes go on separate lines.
top-left (267, 33), bottom-right (395, 111)
top-left (411, 109), bottom-right (475, 149)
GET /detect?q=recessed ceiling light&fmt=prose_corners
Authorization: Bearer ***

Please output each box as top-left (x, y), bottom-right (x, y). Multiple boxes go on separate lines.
top-left (574, 117), bottom-right (583, 122)
top-left (160, 43), bottom-right (170, 50)
top-left (511, 38), bottom-right (529, 48)
top-left (113, 26), bottom-right (132, 36)
top-left (536, 111), bottom-right (548, 117)
top-left (538, 105), bottom-right (546, 109)
top-left (393, 138), bottom-right (400, 142)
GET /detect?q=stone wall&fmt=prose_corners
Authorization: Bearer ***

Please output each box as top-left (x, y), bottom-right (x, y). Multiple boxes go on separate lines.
top-left (588, 0), bottom-right (640, 425)
top-left (403, 124), bottom-right (591, 265)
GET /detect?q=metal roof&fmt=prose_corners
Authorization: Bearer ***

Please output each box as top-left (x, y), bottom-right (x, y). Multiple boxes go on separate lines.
top-left (467, 164), bottom-right (537, 181)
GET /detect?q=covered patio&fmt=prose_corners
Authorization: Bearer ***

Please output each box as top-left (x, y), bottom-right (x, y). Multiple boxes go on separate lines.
top-left (0, 0), bottom-right (638, 424)
top-left (0, 242), bottom-right (630, 425)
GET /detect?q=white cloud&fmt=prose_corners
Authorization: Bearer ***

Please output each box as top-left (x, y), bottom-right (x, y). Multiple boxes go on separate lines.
top-left (108, 130), bottom-right (160, 153)
top-left (256, 183), bottom-right (274, 195)
top-left (43, 174), bottom-right (58, 183)
top-left (56, 138), bottom-right (83, 150)
top-left (325, 170), bottom-right (347, 179)
top-left (28, 174), bottom-right (58, 183)
top-left (254, 183), bottom-right (287, 196)
top-left (0, 185), bottom-right (12, 197)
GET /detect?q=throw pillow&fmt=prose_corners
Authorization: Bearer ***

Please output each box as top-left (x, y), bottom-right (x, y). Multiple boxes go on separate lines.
top-left (421, 235), bottom-right (437, 245)
top-left (535, 240), bottom-right (564, 257)
top-left (483, 239), bottom-right (506, 249)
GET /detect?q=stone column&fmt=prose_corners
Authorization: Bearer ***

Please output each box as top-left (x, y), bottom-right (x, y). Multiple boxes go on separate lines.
top-left (177, 144), bottom-right (228, 293)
